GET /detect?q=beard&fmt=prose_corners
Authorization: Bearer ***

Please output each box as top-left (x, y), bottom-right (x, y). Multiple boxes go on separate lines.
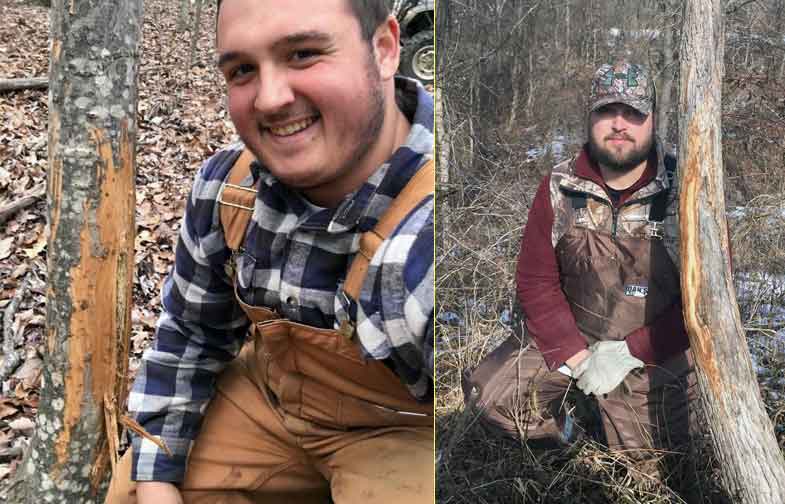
top-left (588, 130), bottom-right (654, 174)
top-left (341, 52), bottom-right (386, 179)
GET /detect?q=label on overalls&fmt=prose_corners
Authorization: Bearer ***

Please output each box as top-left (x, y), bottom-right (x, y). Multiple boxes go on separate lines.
top-left (574, 208), bottom-right (590, 226)
top-left (624, 284), bottom-right (649, 298)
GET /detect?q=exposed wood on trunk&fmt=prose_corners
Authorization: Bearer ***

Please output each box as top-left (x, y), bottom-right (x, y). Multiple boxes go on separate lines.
top-left (678, 1), bottom-right (785, 502)
top-left (0, 184), bottom-right (46, 225)
top-left (7, 0), bottom-right (142, 501)
top-left (0, 77), bottom-right (48, 92)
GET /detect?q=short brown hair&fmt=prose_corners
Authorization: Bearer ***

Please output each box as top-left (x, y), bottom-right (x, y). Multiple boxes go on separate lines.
top-left (216, 0), bottom-right (390, 43)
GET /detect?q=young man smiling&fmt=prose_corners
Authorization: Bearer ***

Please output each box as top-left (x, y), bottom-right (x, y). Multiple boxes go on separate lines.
top-left (106, 0), bottom-right (434, 503)
top-left (464, 62), bottom-right (696, 476)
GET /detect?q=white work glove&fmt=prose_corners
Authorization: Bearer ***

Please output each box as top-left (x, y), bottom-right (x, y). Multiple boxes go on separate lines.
top-left (572, 340), bottom-right (644, 396)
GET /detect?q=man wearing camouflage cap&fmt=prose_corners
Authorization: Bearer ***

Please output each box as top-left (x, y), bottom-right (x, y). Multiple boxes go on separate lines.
top-left (463, 62), bottom-right (697, 467)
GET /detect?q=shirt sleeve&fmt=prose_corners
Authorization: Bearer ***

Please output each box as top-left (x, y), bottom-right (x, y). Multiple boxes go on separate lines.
top-left (128, 150), bottom-right (251, 482)
top-left (516, 176), bottom-right (587, 370)
top-left (625, 301), bottom-right (689, 365)
top-left (355, 195), bottom-right (434, 402)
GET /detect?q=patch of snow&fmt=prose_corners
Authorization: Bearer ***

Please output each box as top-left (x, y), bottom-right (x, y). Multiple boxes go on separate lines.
top-left (550, 135), bottom-right (567, 162)
top-left (525, 147), bottom-right (545, 163)
top-left (500, 309), bottom-right (512, 325)
top-left (437, 311), bottom-right (463, 327)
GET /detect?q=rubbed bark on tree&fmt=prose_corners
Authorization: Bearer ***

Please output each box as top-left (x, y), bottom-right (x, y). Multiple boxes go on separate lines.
top-left (7, 0), bottom-right (141, 502)
top-left (678, 1), bottom-right (785, 503)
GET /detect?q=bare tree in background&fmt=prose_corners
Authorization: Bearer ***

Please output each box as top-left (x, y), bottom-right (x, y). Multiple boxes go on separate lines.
top-left (678, 0), bottom-right (785, 502)
top-left (7, 0), bottom-right (141, 502)
top-left (177, 0), bottom-right (191, 32)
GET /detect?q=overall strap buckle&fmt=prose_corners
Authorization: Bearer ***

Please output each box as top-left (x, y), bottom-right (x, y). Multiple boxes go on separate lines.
top-left (647, 220), bottom-right (663, 240)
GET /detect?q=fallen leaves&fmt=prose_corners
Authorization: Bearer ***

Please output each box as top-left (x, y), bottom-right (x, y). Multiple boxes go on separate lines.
top-left (0, 238), bottom-right (12, 261)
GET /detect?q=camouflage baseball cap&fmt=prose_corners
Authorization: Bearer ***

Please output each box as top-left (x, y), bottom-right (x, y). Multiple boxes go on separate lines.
top-left (589, 62), bottom-right (654, 116)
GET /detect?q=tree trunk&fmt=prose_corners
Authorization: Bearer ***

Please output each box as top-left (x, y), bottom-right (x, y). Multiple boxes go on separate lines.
top-left (678, 1), bottom-right (785, 502)
top-left (7, 0), bottom-right (141, 501)
top-left (656, 0), bottom-right (678, 146)
top-left (177, 0), bottom-right (190, 32)
top-left (188, 0), bottom-right (205, 68)
top-left (435, 86), bottom-right (450, 247)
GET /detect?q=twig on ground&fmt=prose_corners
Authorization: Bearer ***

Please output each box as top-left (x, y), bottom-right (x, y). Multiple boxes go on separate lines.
top-left (0, 274), bottom-right (32, 381)
top-left (0, 78), bottom-right (47, 93)
top-left (0, 446), bottom-right (23, 462)
top-left (0, 184), bottom-right (46, 226)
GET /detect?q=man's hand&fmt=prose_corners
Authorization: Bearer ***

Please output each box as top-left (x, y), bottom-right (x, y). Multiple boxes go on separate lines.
top-left (572, 340), bottom-right (644, 396)
top-left (136, 481), bottom-right (184, 504)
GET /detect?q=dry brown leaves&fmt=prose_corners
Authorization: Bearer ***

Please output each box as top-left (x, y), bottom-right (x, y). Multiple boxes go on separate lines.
top-left (0, 0), bottom-right (236, 485)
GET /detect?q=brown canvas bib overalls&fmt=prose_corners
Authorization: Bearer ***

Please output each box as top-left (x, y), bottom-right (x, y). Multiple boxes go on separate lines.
top-left (463, 156), bottom-right (697, 460)
top-left (106, 155), bottom-right (435, 503)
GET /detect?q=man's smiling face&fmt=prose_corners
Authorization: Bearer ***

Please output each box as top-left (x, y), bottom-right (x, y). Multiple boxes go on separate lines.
top-left (217, 0), bottom-right (394, 206)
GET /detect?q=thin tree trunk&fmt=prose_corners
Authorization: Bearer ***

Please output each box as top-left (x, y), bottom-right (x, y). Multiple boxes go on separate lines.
top-left (188, 0), bottom-right (205, 68)
top-left (563, 2), bottom-right (570, 78)
top-left (678, 0), bottom-right (785, 502)
top-left (177, 0), bottom-right (190, 32)
top-left (507, 53), bottom-right (521, 131)
top-left (435, 87), bottom-right (450, 248)
top-left (8, 0), bottom-right (141, 501)
top-left (656, 0), bottom-right (677, 146)
top-left (525, 50), bottom-right (536, 119)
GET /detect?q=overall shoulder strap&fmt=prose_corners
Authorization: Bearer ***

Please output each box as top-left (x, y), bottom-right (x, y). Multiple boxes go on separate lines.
top-left (343, 159), bottom-right (435, 302)
top-left (649, 154), bottom-right (677, 223)
top-left (218, 149), bottom-right (257, 251)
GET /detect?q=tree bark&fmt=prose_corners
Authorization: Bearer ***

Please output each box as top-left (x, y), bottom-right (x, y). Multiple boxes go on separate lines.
top-left (678, 1), bottom-right (785, 502)
top-left (7, 0), bottom-right (141, 502)
top-left (0, 77), bottom-right (48, 92)
top-left (435, 86), bottom-right (450, 247)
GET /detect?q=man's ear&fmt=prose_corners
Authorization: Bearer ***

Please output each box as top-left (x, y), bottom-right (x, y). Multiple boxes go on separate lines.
top-left (372, 15), bottom-right (401, 81)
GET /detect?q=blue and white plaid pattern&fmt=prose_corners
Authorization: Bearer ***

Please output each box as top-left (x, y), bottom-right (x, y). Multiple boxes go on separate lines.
top-left (129, 78), bottom-right (434, 482)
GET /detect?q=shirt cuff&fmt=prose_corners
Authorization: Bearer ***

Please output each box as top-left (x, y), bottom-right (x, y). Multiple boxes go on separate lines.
top-left (130, 434), bottom-right (193, 483)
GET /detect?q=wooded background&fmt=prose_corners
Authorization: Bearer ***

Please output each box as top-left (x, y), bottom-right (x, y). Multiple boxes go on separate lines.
top-left (437, 0), bottom-right (785, 502)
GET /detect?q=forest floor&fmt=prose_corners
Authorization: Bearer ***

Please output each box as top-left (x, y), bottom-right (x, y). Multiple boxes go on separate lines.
top-left (0, 0), bottom-right (235, 491)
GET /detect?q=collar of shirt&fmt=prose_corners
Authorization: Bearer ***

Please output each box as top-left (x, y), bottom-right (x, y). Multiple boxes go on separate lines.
top-left (246, 77), bottom-right (434, 235)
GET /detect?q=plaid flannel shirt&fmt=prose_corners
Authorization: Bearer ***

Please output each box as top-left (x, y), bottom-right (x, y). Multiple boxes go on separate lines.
top-left (129, 78), bottom-right (434, 482)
